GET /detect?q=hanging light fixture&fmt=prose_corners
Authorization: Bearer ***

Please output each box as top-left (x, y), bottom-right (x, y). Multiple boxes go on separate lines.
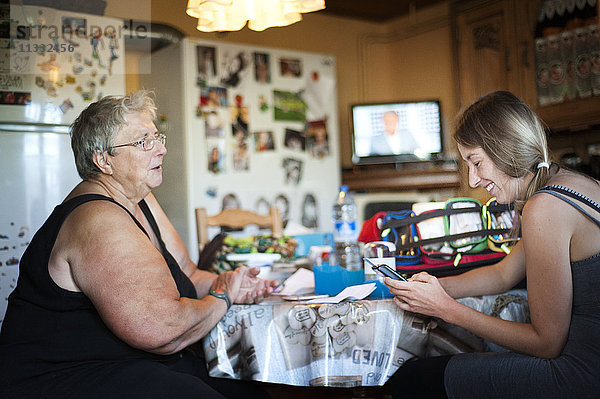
top-left (186, 0), bottom-right (326, 32)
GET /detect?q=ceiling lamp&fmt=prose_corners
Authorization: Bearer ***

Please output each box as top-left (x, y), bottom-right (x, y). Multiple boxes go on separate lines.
top-left (186, 0), bottom-right (326, 32)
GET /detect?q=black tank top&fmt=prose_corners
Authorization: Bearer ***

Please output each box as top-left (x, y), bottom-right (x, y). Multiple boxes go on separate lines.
top-left (0, 194), bottom-right (197, 375)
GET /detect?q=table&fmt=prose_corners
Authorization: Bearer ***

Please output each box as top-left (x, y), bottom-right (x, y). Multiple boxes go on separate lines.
top-left (201, 289), bottom-right (529, 387)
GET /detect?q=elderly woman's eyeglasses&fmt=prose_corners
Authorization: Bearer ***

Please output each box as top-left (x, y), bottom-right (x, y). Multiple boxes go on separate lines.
top-left (110, 132), bottom-right (166, 151)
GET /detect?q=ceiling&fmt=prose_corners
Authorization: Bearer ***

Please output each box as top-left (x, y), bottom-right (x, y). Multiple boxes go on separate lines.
top-left (320, 0), bottom-right (448, 22)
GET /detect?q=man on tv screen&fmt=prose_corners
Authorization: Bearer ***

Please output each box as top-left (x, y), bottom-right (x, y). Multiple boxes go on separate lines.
top-left (370, 111), bottom-right (417, 156)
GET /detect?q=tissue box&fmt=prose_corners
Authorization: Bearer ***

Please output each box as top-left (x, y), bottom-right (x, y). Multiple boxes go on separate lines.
top-left (294, 233), bottom-right (333, 257)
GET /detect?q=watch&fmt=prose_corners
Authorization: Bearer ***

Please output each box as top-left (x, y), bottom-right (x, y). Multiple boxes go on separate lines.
top-left (209, 288), bottom-right (231, 310)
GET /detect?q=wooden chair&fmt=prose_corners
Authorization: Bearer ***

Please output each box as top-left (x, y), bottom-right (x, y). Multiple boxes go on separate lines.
top-left (195, 207), bottom-right (283, 253)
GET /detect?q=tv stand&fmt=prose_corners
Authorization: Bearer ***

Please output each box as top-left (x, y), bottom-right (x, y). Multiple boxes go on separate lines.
top-left (342, 160), bottom-right (460, 192)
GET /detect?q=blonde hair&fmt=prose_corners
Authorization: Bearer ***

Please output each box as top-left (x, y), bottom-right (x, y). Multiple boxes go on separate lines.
top-left (70, 90), bottom-right (157, 180)
top-left (454, 91), bottom-right (551, 211)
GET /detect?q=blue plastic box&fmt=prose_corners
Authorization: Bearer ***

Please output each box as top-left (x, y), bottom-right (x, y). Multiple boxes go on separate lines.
top-left (313, 263), bottom-right (364, 295)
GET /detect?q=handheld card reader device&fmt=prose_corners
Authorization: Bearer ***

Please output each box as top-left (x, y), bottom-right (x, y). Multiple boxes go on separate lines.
top-left (363, 258), bottom-right (408, 281)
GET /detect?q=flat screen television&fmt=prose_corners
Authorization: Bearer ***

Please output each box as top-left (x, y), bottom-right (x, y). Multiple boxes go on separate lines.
top-left (351, 100), bottom-right (444, 165)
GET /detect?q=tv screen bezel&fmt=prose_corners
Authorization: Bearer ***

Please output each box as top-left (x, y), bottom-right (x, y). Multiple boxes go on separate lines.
top-left (350, 99), bottom-right (445, 166)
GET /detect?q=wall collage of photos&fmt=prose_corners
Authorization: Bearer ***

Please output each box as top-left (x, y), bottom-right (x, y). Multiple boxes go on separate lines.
top-left (187, 39), bottom-right (340, 234)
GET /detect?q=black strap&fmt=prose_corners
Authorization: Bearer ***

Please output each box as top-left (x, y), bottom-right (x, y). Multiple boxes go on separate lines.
top-left (138, 199), bottom-right (168, 256)
top-left (382, 206), bottom-right (482, 230)
top-left (536, 185), bottom-right (600, 228)
top-left (541, 185), bottom-right (600, 213)
top-left (68, 194), bottom-right (150, 238)
top-left (394, 228), bottom-right (510, 252)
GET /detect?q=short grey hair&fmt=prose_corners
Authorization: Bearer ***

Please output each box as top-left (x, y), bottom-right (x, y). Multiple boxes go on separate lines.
top-left (70, 90), bottom-right (157, 180)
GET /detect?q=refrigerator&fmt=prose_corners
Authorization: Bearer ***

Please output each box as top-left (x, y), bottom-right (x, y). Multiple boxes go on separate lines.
top-left (0, 4), bottom-right (125, 325)
top-left (139, 38), bottom-right (341, 257)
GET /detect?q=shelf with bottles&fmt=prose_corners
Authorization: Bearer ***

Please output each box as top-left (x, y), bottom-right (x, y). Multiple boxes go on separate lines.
top-left (533, 0), bottom-right (600, 129)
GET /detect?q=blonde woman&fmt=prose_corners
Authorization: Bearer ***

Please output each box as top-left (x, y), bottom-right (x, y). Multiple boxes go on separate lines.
top-left (385, 91), bottom-right (600, 398)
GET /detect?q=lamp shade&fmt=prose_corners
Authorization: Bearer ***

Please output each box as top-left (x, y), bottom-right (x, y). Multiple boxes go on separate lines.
top-left (186, 0), bottom-right (325, 32)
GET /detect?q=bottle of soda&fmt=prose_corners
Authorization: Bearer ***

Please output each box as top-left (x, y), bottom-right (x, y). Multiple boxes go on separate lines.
top-left (331, 185), bottom-right (361, 270)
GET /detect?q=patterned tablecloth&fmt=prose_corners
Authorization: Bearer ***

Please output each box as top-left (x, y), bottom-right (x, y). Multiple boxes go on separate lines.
top-left (201, 290), bottom-right (528, 387)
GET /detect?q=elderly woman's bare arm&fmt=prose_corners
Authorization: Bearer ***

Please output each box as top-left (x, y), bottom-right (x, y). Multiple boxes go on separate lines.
top-left (58, 200), bottom-right (238, 355)
top-left (142, 192), bottom-right (218, 297)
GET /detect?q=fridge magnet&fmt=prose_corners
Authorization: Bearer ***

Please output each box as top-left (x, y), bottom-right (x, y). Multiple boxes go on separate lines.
top-left (282, 157), bottom-right (303, 185)
top-left (258, 95), bottom-right (269, 112)
top-left (230, 105), bottom-right (249, 143)
top-left (35, 76), bottom-right (45, 87)
top-left (208, 142), bottom-right (225, 174)
top-left (106, 27), bottom-right (119, 75)
top-left (301, 193), bottom-right (319, 228)
top-left (273, 90), bottom-right (306, 122)
top-left (197, 45), bottom-right (217, 82)
top-left (200, 86), bottom-right (227, 108)
top-left (253, 131), bottom-right (275, 152)
top-left (46, 86), bottom-right (57, 97)
top-left (305, 119), bottom-right (329, 159)
top-left (274, 194), bottom-right (290, 225)
top-left (206, 186), bottom-right (218, 198)
top-left (284, 128), bottom-right (306, 151)
top-left (59, 98), bottom-right (74, 114)
top-left (99, 75), bottom-right (107, 86)
top-left (220, 51), bottom-right (250, 88)
top-left (232, 140), bottom-right (250, 171)
top-left (279, 57), bottom-right (302, 77)
top-left (254, 52), bottom-right (271, 84)
top-left (37, 54), bottom-right (59, 72)
top-left (255, 197), bottom-right (271, 215)
top-left (90, 27), bottom-right (104, 61)
top-left (72, 64), bottom-right (83, 74)
top-left (205, 109), bottom-right (226, 138)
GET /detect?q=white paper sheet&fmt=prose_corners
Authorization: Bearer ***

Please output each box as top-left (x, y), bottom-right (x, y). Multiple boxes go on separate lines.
top-left (272, 267), bottom-right (315, 296)
top-left (306, 283), bottom-right (376, 304)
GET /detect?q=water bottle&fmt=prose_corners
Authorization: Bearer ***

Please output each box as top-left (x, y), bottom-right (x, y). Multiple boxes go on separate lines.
top-left (331, 185), bottom-right (361, 270)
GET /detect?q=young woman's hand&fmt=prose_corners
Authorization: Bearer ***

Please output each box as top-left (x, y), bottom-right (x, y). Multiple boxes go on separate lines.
top-left (384, 272), bottom-right (455, 319)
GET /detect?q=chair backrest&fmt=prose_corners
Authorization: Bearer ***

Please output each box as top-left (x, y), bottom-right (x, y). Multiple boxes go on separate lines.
top-left (195, 207), bottom-right (283, 252)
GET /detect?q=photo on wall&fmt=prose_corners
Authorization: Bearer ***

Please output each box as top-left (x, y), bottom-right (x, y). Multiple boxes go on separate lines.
top-left (279, 57), bottom-right (302, 77)
top-left (284, 128), bottom-right (305, 151)
top-left (253, 130), bottom-right (275, 152)
top-left (254, 52), bottom-right (271, 84)
top-left (196, 45), bottom-right (217, 82)
top-left (273, 90), bottom-right (306, 122)
top-left (204, 108), bottom-right (226, 138)
top-left (200, 86), bottom-right (228, 108)
top-left (274, 194), bottom-right (290, 226)
top-left (232, 140), bottom-right (250, 171)
top-left (220, 51), bottom-right (250, 88)
top-left (301, 193), bottom-right (319, 228)
top-left (305, 119), bottom-right (329, 159)
top-left (282, 157), bottom-right (303, 185)
top-left (207, 140), bottom-right (226, 174)
top-left (255, 197), bottom-right (271, 215)
top-left (230, 105), bottom-right (249, 142)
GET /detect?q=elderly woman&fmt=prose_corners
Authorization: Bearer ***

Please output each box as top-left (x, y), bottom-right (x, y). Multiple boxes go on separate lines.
top-left (385, 91), bottom-right (600, 398)
top-left (0, 91), bottom-right (276, 398)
